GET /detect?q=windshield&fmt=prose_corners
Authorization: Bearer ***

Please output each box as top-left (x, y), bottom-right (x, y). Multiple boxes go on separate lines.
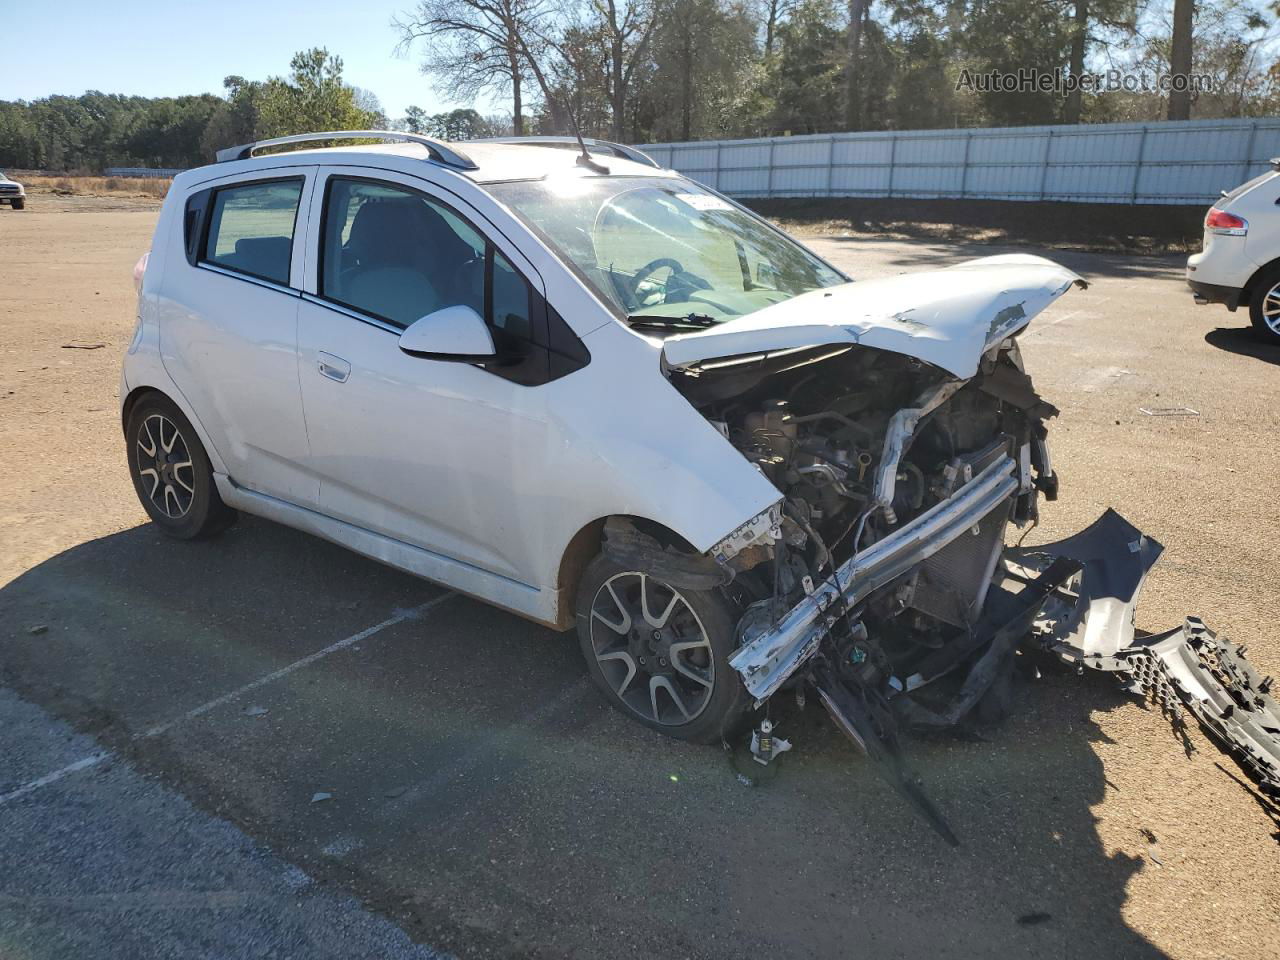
top-left (487, 177), bottom-right (846, 328)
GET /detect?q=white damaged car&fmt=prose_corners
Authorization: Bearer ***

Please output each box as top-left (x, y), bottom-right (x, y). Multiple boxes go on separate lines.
top-left (122, 132), bottom-right (1280, 841)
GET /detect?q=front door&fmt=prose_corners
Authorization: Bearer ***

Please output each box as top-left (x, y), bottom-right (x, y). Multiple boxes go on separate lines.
top-left (294, 171), bottom-right (560, 587)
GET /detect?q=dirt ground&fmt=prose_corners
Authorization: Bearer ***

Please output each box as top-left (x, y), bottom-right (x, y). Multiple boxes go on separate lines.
top-left (1, 195), bottom-right (1278, 960)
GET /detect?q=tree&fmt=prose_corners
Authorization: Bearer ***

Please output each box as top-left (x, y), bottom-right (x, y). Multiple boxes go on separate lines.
top-left (350, 87), bottom-right (390, 128)
top-left (844, 0), bottom-right (869, 129)
top-left (395, 0), bottom-right (555, 135)
top-left (762, 0), bottom-right (846, 134)
top-left (256, 49), bottom-right (379, 137)
top-left (401, 105), bottom-right (432, 133)
top-left (592, 0), bottom-right (663, 140)
top-left (639, 0), bottom-right (758, 140)
top-left (959, 0), bottom-right (1073, 125)
top-left (763, 0), bottom-right (792, 54)
top-left (399, 107), bottom-right (498, 139)
top-left (200, 76), bottom-right (264, 159)
top-left (1168, 0), bottom-right (1195, 119)
top-left (538, 20), bottom-right (614, 136)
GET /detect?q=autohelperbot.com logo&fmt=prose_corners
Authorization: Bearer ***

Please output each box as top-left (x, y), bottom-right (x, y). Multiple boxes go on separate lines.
top-left (955, 66), bottom-right (1213, 95)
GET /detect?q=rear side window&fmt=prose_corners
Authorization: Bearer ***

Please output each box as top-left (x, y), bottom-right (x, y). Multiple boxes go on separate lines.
top-left (203, 179), bottom-right (303, 286)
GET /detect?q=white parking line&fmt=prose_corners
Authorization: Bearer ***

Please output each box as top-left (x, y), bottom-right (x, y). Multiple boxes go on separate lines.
top-left (0, 592), bottom-right (456, 805)
top-left (138, 592), bottom-right (456, 740)
top-left (0, 752), bottom-right (108, 805)
top-left (1021, 296), bottom-right (1112, 339)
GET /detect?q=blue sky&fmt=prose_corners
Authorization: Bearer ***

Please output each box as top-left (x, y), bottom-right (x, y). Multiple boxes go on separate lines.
top-left (0, 0), bottom-right (481, 119)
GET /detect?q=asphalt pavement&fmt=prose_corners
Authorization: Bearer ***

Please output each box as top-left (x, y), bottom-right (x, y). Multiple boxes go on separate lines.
top-left (2, 197), bottom-right (1278, 960)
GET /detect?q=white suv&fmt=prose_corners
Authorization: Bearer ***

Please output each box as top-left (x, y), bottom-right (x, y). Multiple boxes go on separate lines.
top-left (1186, 158), bottom-right (1280, 343)
top-left (124, 132), bottom-right (1280, 830)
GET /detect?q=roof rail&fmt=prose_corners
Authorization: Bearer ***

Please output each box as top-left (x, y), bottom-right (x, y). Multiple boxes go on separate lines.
top-left (214, 130), bottom-right (478, 170)
top-left (469, 136), bottom-right (661, 169)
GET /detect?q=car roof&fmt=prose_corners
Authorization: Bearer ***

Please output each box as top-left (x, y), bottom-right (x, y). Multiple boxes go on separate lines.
top-left (187, 140), bottom-right (676, 187)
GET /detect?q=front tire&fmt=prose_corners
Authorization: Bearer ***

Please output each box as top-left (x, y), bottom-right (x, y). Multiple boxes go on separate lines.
top-left (1249, 267), bottom-right (1280, 344)
top-left (10, 198), bottom-right (23, 210)
top-left (575, 554), bottom-right (747, 744)
top-left (126, 393), bottom-right (235, 539)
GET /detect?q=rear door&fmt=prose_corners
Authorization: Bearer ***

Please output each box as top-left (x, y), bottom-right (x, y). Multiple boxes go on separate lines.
top-left (158, 168), bottom-right (319, 505)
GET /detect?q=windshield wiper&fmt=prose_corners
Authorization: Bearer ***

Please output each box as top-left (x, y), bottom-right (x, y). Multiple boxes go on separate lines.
top-left (627, 312), bottom-right (719, 330)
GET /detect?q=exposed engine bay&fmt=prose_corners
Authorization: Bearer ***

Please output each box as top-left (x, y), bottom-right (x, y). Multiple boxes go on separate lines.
top-left (657, 336), bottom-right (1280, 844)
top-left (691, 341), bottom-right (1054, 647)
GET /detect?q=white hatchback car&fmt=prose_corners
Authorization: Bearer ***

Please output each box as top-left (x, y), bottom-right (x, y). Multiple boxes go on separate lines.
top-left (1186, 157), bottom-right (1280, 343)
top-left (124, 132), bottom-right (1280, 832)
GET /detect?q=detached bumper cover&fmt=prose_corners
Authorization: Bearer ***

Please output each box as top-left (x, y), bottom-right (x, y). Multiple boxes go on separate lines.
top-left (1120, 619), bottom-right (1280, 794)
top-left (1013, 510), bottom-right (1280, 796)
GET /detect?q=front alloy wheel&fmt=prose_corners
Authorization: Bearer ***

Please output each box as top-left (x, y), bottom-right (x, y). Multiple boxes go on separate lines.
top-left (576, 555), bottom-right (746, 743)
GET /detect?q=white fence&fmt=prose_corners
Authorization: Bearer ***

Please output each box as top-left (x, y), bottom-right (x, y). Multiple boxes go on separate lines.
top-left (103, 167), bottom-right (184, 178)
top-left (639, 118), bottom-right (1280, 205)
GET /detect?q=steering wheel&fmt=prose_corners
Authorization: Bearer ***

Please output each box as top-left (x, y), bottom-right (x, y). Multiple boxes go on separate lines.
top-left (625, 257), bottom-right (685, 303)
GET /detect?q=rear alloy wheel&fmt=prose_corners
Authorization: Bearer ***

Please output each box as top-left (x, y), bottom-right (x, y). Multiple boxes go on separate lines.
top-left (1249, 268), bottom-right (1280, 345)
top-left (576, 555), bottom-right (746, 744)
top-left (126, 394), bottom-right (235, 540)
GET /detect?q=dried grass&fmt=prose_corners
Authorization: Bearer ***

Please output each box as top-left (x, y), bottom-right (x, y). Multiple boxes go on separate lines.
top-left (20, 174), bottom-right (171, 199)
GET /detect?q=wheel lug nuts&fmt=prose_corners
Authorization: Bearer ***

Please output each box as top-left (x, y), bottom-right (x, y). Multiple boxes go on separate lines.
top-left (638, 656), bottom-right (646, 665)
top-left (652, 630), bottom-right (662, 640)
top-left (659, 657), bottom-right (667, 667)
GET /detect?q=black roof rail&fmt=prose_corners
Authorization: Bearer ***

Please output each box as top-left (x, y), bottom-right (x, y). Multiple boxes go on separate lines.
top-left (468, 136), bottom-right (661, 169)
top-left (214, 130), bottom-right (478, 170)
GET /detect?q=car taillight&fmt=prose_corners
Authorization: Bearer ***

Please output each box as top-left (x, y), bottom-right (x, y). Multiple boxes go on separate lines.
top-left (133, 251), bottom-right (150, 293)
top-left (1205, 208), bottom-right (1248, 235)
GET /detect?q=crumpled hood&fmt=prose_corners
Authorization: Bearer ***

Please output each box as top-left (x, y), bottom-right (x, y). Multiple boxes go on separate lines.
top-left (661, 254), bottom-right (1086, 380)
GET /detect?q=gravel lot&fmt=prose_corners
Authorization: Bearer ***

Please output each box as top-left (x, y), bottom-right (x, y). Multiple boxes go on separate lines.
top-left (2, 195), bottom-right (1277, 960)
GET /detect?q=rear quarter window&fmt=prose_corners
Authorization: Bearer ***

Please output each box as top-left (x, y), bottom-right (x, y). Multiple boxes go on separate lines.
top-left (202, 179), bottom-right (304, 286)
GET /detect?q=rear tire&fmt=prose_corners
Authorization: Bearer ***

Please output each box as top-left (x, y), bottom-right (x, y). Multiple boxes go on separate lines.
top-left (126, 393), bottom-right (235, 540)
top-left (575, 553), bottom-right (747, 744)
top-left (1248, 267), bottom-right (1280, 344)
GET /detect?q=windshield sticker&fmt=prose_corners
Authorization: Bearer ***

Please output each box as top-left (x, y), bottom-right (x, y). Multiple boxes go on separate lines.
top-left (674, 192), bottom-right (734, 212)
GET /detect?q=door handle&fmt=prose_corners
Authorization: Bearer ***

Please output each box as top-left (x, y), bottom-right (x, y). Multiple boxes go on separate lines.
top-left (317, 352), bottom-right (351, 383)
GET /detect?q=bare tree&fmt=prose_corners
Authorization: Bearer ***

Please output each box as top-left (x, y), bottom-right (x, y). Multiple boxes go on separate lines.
top-left (1065, 0), bottom-right (1089, 122)
top-left (844, 0), bottom-right (868, 130)
top-left (1063, 0), bottom-right (1138, 124)
top-left (1167, 0), bottom-right (1194, 119)
top-left (394, 0), bottom-right (554, 135)
top-left (590, 0), bottom-right (663, 141)
top-left (763, 0), bottom-right (791, 54)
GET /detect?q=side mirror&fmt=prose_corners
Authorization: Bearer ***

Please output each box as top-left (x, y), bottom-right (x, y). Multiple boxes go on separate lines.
top-left (398, 305), bottom-right (496, 361)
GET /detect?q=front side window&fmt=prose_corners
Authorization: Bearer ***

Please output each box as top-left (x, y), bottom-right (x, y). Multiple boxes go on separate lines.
top-left (321, 178), bottom-right (486, 328)
top-left (486, 177), bottom-right (846, 330)
top-left (317, 177), bottom-right (589, 386)
top-left (203, 179), bottom-right (303, 286)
